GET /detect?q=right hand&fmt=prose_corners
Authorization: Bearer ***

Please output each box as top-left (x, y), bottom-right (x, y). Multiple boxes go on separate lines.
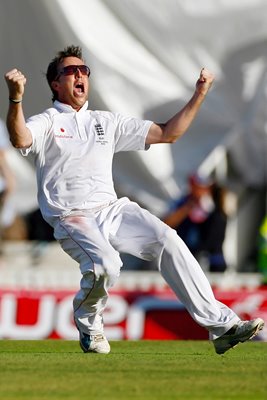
top-left (4, 68), bottom-right (26, 100)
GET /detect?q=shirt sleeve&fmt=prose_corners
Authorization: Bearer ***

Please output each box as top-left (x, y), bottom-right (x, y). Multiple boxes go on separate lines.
top-left (113, 113), bottom-right (153, 153)
top-left (21, 112), bottom-right (51, 156)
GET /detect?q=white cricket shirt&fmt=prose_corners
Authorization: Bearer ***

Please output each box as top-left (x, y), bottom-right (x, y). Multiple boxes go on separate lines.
top-left (23, 101), bottom-right (153, 226)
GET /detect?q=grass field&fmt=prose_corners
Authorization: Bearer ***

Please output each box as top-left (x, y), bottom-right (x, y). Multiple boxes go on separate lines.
top-left (0, 340), bottom-right (266, 400)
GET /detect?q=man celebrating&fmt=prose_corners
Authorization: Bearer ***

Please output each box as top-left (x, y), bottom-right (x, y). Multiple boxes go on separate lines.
top-left (5, 45), bottom-right (264, 354)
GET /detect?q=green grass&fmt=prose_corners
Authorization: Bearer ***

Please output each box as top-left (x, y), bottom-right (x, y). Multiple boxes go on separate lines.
top-left (0, 340), bottom-right (266, 400)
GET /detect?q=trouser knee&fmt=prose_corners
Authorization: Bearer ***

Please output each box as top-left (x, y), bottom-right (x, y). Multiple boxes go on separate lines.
top-left (94, 249), bottom-right (122, 285)
top-left (157, 227), bottom-right (179, 254)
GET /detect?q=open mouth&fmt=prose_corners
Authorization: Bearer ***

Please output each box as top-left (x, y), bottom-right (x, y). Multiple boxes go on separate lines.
top-left (74, 82), bottom-right (85, 94)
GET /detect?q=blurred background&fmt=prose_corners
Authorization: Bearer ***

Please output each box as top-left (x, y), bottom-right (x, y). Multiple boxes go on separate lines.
top-left (0, 0), bottom-right (266, 341)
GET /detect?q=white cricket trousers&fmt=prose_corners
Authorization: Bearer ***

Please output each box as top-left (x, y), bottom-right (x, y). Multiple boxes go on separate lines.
top-left (54, 197), bottom-right (240, 341)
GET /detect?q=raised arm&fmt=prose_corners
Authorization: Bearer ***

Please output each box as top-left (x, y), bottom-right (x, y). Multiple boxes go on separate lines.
top-left (4, 69), bottom-right (32, 149)
top-left (146, 68), bottom-right (214, 145)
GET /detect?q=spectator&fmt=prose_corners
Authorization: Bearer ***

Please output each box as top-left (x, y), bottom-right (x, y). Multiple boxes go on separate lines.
top-left (25, 207), bottom-right (55, 265)
top-left (164, 173), bottom-right (227, 272)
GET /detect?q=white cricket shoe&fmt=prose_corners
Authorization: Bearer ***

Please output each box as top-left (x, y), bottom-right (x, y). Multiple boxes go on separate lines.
top-left (79, 331), bottom-right (110, 354)
top-left (213, 318), bottom-right (264, 355)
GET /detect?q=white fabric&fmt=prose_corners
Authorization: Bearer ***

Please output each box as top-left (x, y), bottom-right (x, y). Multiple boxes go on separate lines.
top-left (53, 197), bottom-right (240, 339)
top-left (0, 121), bottom-right (9, 193)
top-left (0, 121), bottom-right (17, 226)
top-left (0, 119), bottom-right (37, 214)
top-left (0, 120), bottom-right (10, 149)
top-left (23, 101), bottom-right (152, 226)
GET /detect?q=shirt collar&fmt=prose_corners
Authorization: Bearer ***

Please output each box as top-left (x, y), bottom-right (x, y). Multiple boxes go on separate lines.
top-left (53, 100), bottom-right (88, 113)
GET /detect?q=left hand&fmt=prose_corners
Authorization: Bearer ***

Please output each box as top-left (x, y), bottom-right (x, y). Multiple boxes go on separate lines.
top-left (195, 67), bottom-right (214, 96)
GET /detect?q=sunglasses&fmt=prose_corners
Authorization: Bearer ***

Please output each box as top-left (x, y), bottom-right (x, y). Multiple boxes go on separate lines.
top-left (56, 65), bottom-right (91, 79)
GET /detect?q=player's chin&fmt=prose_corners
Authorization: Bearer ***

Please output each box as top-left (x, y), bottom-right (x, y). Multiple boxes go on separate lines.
top-left (72, 96), bottom-right (87, 108)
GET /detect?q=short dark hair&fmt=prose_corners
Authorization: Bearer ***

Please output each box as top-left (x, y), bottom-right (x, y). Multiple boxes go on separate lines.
top-left (46, 45), bottom-right (84, 101)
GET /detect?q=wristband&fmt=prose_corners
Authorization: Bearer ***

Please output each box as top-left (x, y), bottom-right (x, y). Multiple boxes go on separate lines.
top-left (9, 97), bottom-right (22, 103)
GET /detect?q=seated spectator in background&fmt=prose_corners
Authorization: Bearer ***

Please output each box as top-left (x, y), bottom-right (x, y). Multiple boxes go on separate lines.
top-left (25, 208), bottom-right (55, 265)
top-left (164, 173), bottom-right (227, 272)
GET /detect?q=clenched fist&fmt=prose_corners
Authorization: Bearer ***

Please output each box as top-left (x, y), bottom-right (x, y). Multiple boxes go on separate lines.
top-left (195, 67), bottom-right (214, 96)
top-left (5, 69), bottom-right (27, 102)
